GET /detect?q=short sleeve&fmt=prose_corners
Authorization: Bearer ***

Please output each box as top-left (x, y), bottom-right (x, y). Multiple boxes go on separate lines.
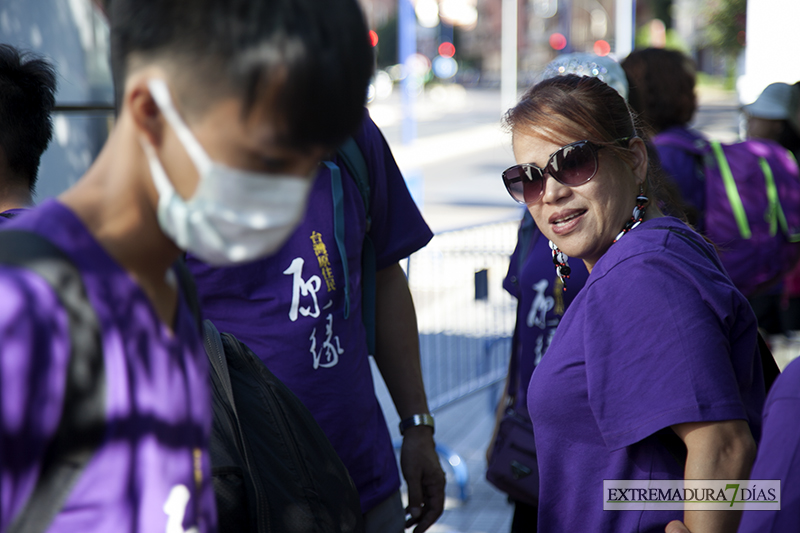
top-left (357, 113), bottom-right (433, 270)
top-left (583, 250), bottom-right (753, 451)
top-left (0, 267), bottom-right (71, 530)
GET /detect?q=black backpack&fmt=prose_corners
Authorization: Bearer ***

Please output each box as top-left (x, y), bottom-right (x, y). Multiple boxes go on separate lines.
top-left (202, 319), bottom-right (365, 533)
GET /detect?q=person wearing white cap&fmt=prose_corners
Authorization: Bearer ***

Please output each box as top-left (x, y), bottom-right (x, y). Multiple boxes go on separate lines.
top-left (743, 82), bottom-right (797, 143)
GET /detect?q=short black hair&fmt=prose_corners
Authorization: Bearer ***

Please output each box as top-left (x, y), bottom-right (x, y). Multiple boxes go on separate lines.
top-left (110, 0), bottom-right (374, 150)
top-left (0, 44), bottom-right (57, 191)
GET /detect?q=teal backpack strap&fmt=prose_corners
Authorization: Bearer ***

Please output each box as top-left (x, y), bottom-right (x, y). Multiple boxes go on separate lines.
top-left (337, 137), bottom-right (371, 231)
top-left (334, 137), bottom-right (376, 355)
top-left (323, 160), bottom-right (353, 320)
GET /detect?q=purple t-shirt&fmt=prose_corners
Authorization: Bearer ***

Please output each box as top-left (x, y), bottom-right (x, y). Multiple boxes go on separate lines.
top-left (186, 113), bottom-right (433, 513)
top-left (528, 216), bottom-right (765, 532)
top-left (738, 356), bottom-right (800, 531)
top-left (0, 209), bottom-right (27, 222)
top-left (0, 201), bottom-right (216, 532)
top-left (652, 126), bottom-right (707, 231)
top-left (503, 218), bottom-right (589, 415)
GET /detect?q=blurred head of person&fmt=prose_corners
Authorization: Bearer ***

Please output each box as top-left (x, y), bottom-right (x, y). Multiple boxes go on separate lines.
top-left (621, 48), bottom-right (697, 134)
top-left (743, 82), bottom-right (797, 145)
top-left (111, 0), bottom-right (373, 153)
top-left (501, 75), bottom-right (685, 271)
top-left (0, 44), bottom-right (56, 207)
top-left (107, 0), bottom-right (374, 265)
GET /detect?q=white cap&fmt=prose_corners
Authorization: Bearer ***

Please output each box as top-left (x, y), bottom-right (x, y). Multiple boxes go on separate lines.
top-left (742, 82), bottom-right (794, 120)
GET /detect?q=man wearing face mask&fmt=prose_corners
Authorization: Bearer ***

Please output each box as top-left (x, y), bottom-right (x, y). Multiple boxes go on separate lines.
top-left (0, 1), bottom-right (373, 532)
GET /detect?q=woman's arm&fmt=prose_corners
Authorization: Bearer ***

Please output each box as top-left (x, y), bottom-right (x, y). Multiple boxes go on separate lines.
top-left (671, 419), bottom-right (756, 533)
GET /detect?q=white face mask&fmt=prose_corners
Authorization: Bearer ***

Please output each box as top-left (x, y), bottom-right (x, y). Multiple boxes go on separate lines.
top-left (140, 78), bottom-right (312, 266)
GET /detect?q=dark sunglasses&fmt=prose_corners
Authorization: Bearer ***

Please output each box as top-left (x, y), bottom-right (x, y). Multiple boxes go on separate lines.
top-left (502, 137), bottom-right (632, 205)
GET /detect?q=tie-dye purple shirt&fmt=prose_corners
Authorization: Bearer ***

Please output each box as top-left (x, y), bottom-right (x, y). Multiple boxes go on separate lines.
top-left (0, 200), bottom-right (216, 533)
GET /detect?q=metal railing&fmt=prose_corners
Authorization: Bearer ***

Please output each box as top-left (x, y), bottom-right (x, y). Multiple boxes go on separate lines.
top-left (395, 218), bottom-right (519, 502)
top-left (407, 219), bottom-right (519, 412)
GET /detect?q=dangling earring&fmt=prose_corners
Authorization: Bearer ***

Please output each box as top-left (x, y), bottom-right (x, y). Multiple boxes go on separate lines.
top-left (549, 240), bottom-right (570, 292)
top-left (613, 186), bottom-right (649, 243)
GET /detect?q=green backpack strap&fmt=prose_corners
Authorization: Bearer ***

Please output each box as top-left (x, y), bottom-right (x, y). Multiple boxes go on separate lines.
top-left (712, 141), bottom-right (800, 243)
top-left (710, 140), bottom-right (752, 239)
top-left (763, 150), bottom-right (800, 243)
top-left (328, 137), bottom-right (376, 355)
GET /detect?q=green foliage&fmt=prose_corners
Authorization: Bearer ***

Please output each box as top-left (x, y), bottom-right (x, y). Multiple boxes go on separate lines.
top-left (634, 26), bottom-right (689, 52)
top-left (704, 0), bottom-right (747, 57)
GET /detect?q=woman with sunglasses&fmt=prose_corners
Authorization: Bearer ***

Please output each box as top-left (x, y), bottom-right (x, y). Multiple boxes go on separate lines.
top-left (501, 74), bottom-right (765, 532)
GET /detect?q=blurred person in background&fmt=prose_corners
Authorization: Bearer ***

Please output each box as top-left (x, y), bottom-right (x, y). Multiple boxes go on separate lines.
top-left (503, 74), bottom-right (763, 532)
top-left (743, 82), bottom-right (800, 156)
top-left (740, 82), bottom-right (800, 335)
top-left (0, 44), bottom-right (56, 220)
top-left (622, 48), bottom-right (705, 231)
top-left (746, 81), bottom-right (800, 333)
top-left (187, 110), bottom-right (445, 533)
top-left (0, 0), bottom-right (373, 531)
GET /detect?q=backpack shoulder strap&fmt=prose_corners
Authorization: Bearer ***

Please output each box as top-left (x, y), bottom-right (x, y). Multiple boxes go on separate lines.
top-left (201, 320), bottom-right (261, 509)
top-left (337, 136), bottom-right (371, 227)
top-left (331, 137), bottom-right (377, 355)
top-left (174, 257), bottom-right (202, 331)
top-left (0, 231), bottom-right (105, 533)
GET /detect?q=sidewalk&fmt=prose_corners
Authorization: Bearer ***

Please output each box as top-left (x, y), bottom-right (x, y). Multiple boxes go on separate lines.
top-left (373, 363), bottom-right (514, 533)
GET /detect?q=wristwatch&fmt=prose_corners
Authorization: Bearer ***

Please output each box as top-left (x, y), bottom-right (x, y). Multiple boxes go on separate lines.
top-left (398, 413), bottom-right (435, 435)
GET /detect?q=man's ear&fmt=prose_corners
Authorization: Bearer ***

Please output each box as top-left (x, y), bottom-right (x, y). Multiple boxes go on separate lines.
top-left (123, 75), bottom-right (164, 147)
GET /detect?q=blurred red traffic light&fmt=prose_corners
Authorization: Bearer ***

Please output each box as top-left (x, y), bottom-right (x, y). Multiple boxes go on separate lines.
top-left (438, 42), bottom-right (456, 58)
top-left (549, 33), bottom-right (567, 51)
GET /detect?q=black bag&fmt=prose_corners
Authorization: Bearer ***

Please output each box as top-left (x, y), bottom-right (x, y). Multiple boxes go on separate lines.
top-left (485, 321), bottom-right (539, 507)
top-left (202, 320), bottom-right (365, 533)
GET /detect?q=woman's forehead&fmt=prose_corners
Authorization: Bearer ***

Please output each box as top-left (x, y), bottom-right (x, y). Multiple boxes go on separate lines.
top-left (512, 123), bottom-right (589, 155)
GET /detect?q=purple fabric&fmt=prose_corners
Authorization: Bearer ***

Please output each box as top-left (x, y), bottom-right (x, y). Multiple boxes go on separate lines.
top-left (701, 138), bottom-right (800, 298)
top-left (0, 201), bottom-right (216, 533)
top-left (0, 209), bottom-right (28, 222)
top-left (186, 112), bottom-right (433, 513)
top-left (738, 356), bottom-right (800, 532)
top-left (528, 216), bottom-right (765, 532)
top-left (503, 220), bottom-right (589, 415)
top-left (652, 126), bottom-right (706, 231)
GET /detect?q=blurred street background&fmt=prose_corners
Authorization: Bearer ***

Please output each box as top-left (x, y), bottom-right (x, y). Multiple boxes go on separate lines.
top-left (2, 0), bottom-right (800, 532)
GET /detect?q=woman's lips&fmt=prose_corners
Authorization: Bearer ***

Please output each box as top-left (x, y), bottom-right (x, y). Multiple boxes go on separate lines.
top-left (549, 209), bottom-right (586, 235)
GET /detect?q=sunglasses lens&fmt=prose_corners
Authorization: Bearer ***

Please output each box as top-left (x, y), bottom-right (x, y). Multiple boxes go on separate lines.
top-left (503, 165), bottom-right (543, 204)
top-left (552, 142), bottom-right (597, 185)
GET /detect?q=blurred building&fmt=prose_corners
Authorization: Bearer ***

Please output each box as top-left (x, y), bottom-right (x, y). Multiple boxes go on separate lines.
top-left (0, 0), bottom-right (112, 200)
